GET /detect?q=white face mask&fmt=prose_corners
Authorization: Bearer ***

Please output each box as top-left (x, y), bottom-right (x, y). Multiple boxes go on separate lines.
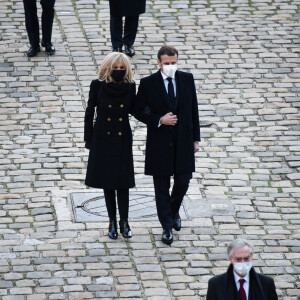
top-left (162, 64), bottom-right (177, 78)
top-left (234, 262), bottom-right (252, 276)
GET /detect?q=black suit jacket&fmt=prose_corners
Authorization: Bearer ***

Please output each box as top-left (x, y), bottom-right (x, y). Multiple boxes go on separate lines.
top-left (135, 70), bottom-right (200, 176)
top-left (206, 264), bottom-right (278, 300)
top-left (109, 0), bottom-right (146, 17)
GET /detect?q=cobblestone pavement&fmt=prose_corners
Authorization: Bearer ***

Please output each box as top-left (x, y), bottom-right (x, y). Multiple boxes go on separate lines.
top-left (1, 0), bottom-right (300, 299)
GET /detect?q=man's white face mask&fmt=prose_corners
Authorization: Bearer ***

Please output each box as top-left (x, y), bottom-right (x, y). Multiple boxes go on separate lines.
top-left (234, 262), bottom-right (252, 276)
top-left (162, 64), bottom-right (177, 78)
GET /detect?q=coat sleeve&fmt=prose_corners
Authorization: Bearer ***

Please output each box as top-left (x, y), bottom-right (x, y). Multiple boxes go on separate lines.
top-left (84, 80), bottom-right (99, 149)
top-left (129, 82), bottom-right (137, 116)
top-left (134, 78), bottom-right (161, 128)
top-left (206, 278), bottom-right (217, 300)
top-left (191, 74), bottom-right (201, 142)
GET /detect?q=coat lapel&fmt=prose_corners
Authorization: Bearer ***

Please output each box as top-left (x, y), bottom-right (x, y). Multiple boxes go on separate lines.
top-left (226, 264), bottom-right (241, 300)
top-left (249, 268), bottom-right (266, 300)
top-left (153, 71), bottom-right (173, 111)
top-left (174, 71), bottom-right (182, 112)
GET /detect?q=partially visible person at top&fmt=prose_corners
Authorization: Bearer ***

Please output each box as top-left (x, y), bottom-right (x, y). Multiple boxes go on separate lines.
top-left (109, 0), bottom-right (146, 57)
top-left (22, 0), bottom-right (56, 57)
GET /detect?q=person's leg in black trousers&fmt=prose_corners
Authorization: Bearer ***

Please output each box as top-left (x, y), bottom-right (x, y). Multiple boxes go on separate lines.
top-left (123, 16), bottom-right (139, 46)
top-left (23, 0), bottom-right (40, 55)
top-left (40, 0), bottom-right (56, 54)
top-left (110, 16), bottom-right (123, 50)
top-left (40, 0), bottom-right (55, 44)
top-left (153, 176), bottom-right (172, 230)
top-left (170, 173), bottom-right (192, 231)
top-left (116, 189), bottom-right (132, 238)
top-left (104, 189), bottom-right (118, 239)
top-left (153, 176), bottom-right (174, 244)
top-left (171, 173), bottom-right (192, 215)
top-left (123, 16), bottom-right (139, 57)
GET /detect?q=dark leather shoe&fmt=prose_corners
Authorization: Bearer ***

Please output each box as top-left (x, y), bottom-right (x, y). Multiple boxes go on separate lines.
top-left (112, 47), bottom-right (122, 53)
top-left (27, 46), bottom-right (40, 57)
top-left (173, 213), bottom-right (181, 231)
top-left (42, 41), bottom-right (55, 55)
top-left (162, 229), bottom-right (173, 245)
top-left (119, 219), bottom-right (132, 239)
top-left (108, 219), bottom-right (118, 239)
top-left (124, 45), bottom-right (135, 57)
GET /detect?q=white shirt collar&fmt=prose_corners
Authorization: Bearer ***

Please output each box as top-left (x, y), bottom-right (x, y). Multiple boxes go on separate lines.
top-left (233, 269), bottom-right (250, 285)
top-left (160, 70), bottom-right (175, 80)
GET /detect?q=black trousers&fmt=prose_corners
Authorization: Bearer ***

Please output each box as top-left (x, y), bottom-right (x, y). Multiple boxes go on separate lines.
top-left (110, 16), bottom-right (139, 48)
top-left (104, 189), bottom-right (129, 220)
top-left (23, 0), bottom-right (56, 47)
top-left (153, 173), bottom-right (192, 230)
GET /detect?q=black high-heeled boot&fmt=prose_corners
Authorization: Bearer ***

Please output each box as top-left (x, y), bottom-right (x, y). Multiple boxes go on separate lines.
top-left (108, 219), bottom-right (118, 239)
top-left (119, 219), bottom-right (132, 239)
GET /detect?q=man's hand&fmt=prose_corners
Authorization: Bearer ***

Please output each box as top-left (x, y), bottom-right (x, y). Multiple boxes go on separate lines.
top-left (160, 112), bottom-right (178, 126)
top-left (194, 141), bottom-right (199, 153)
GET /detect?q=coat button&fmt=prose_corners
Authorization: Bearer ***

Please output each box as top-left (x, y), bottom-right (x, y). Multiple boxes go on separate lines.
top-left (107, 132), bottom-right (110, 135)
top-left (108, 105), bottom-right (112, 108)
top-left (118, 132), bottom-right (122, 136)
top-left (119, 118), bottom-right (123, 121)
top-left (120, 104), bottom-right (124, 108)
top-left (107, 118), bottom-right (111, 121)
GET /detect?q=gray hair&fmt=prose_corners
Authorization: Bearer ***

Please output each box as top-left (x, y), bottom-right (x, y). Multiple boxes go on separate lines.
top-left (227, 239), bottom-right (254, 258)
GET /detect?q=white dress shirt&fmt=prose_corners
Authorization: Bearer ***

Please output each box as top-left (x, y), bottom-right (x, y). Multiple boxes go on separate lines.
top-left (160, 70), bottom-right (176, 97)
top-left (233, 270), bottom-right (250, 299)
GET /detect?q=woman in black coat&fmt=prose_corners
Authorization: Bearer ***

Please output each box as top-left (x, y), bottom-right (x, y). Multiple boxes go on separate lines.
top-left (109, 0), bottom-right (146, 56)
top-left (84, 52), bottom-right (136, 240)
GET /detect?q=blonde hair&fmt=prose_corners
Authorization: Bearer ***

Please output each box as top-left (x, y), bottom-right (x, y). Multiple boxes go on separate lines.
top-left (98, 52), bottom-right (134, 83)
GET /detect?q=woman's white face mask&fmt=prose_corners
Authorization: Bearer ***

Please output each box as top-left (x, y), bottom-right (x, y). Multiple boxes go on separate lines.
top-left (162, 64), bottom-right (177, 78)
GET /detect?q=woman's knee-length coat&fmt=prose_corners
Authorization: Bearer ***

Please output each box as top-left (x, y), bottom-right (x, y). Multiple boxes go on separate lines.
top-left (84, 79), bottom-right (136, 189)
top-left (109, 0), bottom-right (146, 17)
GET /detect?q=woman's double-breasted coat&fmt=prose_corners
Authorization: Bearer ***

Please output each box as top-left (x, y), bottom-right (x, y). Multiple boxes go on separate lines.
top-left (109, 0), bottom-right (146, 17)
top-left (84, 79), bottom-right (136, 189)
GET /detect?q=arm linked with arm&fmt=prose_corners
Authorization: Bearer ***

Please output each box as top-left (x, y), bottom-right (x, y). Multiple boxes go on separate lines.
top-left (133, 79), bottom-right (161, 128)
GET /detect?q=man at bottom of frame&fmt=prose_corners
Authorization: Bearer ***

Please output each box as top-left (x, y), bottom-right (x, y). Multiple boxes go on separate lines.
top-left (206, 238), bottom-right (278, 300)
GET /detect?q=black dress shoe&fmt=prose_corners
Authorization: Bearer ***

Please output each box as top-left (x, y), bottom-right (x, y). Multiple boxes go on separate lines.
top-left (124, 45), bottom-right (135, 57)
top-left (162, 229), bottom-right (173, 245)
top-left (42, 41), bottom-right (55, 55)
top-left (173, 213), bottom-right (181, 231)
top-left (108, 219), bottom-right (118, 239)
top-left (112, 47), bottom-right (122, 53)
top-left (27, 46), bottom-right (40, 57)
top-left (119, 219), bottom-right (132, 239)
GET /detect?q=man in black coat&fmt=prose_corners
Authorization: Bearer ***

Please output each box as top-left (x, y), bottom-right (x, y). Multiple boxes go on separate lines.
top-left (206, 239), bottom-right (278, 300)
top-left (109, 0), bottom-right (146, 56)
top-left (136, 46), bottom-right (200, 244)
top-left (22, 0), bottom-right (56, 57)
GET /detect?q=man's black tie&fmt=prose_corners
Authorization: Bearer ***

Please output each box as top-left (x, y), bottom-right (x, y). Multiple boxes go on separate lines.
top-left (167, 77), bottom-right (175, 111)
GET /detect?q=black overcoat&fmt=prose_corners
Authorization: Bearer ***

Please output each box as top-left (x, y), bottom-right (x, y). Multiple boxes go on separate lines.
top-left (84, 80), bottom-right (136, 189)
top-left (206, 264), bottom-right (278, 300)
top-left (135, 70), bottom-right (200, 176)
top-left (109, 0), bottom-right (146, 17)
